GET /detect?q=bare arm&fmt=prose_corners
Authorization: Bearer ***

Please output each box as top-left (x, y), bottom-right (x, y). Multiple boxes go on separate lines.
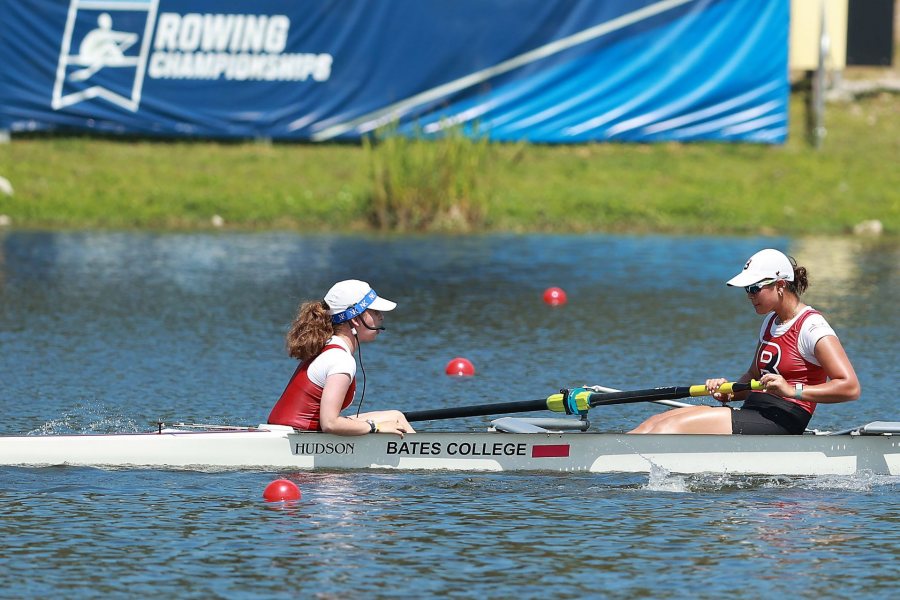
top-left (759, 336), bottom-right (860, 403)
top-left (318, 373), bottom-right (373, 435)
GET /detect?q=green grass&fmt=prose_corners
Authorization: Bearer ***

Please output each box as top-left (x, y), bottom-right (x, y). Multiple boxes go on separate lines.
top-left (0, 138), bottom-right (370, 230)
top-left (1, 91), bottom-right (898, 235)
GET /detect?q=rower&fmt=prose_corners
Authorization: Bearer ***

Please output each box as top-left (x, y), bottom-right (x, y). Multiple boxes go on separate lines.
top-left (629, 249), bottom-right (860, 435)
top-left (267, 279), bottom-right (415, 437)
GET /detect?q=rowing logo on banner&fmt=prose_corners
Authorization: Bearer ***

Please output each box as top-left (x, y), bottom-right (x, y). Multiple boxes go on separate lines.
top-left (52, 0), bottom-right (159, 112)
top-left (757, 340), bottom-right (781, 375)
top-left (51, 1), bottom-right (334, 115)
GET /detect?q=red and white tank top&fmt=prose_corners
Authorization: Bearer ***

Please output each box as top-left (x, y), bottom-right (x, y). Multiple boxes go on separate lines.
top-left (268, 344), bottom-right (357, 430)
top-left (756, 308), bottom-right (830, 415)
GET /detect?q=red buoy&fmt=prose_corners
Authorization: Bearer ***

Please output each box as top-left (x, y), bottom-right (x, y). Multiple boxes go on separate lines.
top-left (263, 479), bottom-right (301, 502)
top-left (543, 287), bottom-right (567, 306)
top-left (445, 357), bottom-right (475, 377)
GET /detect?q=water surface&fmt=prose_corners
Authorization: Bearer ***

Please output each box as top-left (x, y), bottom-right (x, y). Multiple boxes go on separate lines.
top-left (1, 232), bottom-right (897, 598)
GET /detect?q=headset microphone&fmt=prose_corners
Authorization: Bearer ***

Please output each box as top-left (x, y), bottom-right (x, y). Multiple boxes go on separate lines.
top-left (360, 322), bottom-right (386, 331)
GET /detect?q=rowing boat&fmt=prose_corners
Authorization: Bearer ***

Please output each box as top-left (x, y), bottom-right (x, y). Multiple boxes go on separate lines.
top-left (1, 418), bottom-right (897, 475)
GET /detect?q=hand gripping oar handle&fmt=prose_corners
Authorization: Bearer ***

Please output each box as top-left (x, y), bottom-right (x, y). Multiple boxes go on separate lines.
top-left (403, 380), bottom-right (762, 422)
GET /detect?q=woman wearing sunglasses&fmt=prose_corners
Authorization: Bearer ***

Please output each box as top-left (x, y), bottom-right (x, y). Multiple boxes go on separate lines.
top-left (630, 248), bottom-right (860, 435)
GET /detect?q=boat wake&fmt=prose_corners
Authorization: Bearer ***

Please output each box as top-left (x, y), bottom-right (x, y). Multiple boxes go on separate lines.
top-left (762, 469), bottom-right (900, 492)
top-left (639, 469), bottom-right (900, 493)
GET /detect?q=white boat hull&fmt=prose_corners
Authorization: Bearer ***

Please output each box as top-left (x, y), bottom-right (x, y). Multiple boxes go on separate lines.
top-left (1, 425), bottom-right (898, 475)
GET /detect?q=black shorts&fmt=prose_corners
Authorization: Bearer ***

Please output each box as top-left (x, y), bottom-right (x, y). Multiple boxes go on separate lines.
top-left (731, 392), bottom-right (812, 435)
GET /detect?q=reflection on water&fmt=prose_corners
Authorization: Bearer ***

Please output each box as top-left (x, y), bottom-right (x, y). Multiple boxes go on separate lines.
top-left (1, 231), bottom-right (898, 597)
top-left (793, 237), bottom-right (900, 324)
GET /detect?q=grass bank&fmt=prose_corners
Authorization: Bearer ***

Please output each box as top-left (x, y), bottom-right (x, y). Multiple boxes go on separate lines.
top-left (0, 92), bottom-right (897, 235)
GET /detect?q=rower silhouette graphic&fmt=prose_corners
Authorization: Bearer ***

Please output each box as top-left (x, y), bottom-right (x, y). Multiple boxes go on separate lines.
top-left (52, 0), bottom-right (157, 112)
top-left (69, 12), bottom-right (138, 82)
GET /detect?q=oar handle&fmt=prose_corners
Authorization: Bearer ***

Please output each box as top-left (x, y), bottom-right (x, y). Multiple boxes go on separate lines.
top-left (688, 380), bottom-right (762, 397)
top-left (727, 380), bottom-right (763, 394)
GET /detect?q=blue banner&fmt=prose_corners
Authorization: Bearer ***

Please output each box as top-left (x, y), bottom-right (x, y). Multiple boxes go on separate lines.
top-left (0, 0), bottom-right (789, 143)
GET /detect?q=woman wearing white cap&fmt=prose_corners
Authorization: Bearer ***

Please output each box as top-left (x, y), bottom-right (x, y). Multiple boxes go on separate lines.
top-left (631, 249), bottom-right (860, 435)
top-left (268, 279), bottom-right (415, 436)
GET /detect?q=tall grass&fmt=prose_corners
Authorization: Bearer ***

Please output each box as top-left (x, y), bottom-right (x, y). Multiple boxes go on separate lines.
top-left (362, 125), bottom-right (493, 232)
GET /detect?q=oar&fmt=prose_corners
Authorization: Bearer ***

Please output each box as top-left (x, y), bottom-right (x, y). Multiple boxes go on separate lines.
top-left (588, 384), bottom-right (691, 409)
top-left (404, 380), bottom-right (762, 422)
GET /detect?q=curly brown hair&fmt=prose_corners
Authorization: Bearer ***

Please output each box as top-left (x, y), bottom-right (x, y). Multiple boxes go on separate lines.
top-left (285, 300), bottom-right (335, 361)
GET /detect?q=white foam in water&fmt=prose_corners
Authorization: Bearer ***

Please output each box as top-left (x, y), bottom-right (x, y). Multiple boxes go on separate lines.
top-left (28, 405), bottom-right (141, 435)
top-left (607, 434), bottom-right (692, 492)
top-left (643, 462), bottom-right (690, 493)
top-left (29, 416), bottom-right (80, 436)
top-left (86, 415), bottom-right (141, 433)
top-left (609, 435), bottom-right (692, 492)
top-left (688, 471), bottom-right (758, 490)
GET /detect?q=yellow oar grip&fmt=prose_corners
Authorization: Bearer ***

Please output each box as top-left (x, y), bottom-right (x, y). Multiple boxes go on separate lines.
top-left (546, 393), bottom-right (565, 412)
top-left (688, 380), bottom-right (763, 397)
top-left (688, 384), bottom-right (708, 397)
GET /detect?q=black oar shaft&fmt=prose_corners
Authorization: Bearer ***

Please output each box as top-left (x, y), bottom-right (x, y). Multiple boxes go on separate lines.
top-left (404, 382), bottom-right (757, 422)
top-left (587, 381), bottom-right (755, 407)
top-left (588, 386), bottom-right (691, 407)
top-left (405, 399), bottom-right (548, 422)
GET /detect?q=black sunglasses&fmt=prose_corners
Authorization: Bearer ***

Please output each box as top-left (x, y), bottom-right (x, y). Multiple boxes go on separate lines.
top-left (744, 279), bottom-right (777, 295)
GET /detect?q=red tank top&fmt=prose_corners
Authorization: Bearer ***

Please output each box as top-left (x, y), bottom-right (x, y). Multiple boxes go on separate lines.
top-left (756, 310), bottom-right (827, 415)
top-left (267, 344), bottom-right (357, 430)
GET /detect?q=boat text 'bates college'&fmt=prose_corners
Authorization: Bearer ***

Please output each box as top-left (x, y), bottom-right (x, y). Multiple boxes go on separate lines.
top-left (293, 441), bottom-right (529, 457)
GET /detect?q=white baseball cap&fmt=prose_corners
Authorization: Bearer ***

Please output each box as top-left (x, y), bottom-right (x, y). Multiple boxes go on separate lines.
top-left (324, 279), bottom-right (396, 323)
top-left (726, 249), bottom-right (794, 287)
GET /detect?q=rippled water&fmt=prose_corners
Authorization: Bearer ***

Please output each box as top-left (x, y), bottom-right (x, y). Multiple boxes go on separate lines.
top-left (1, 232), bottom-right (898, 597)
